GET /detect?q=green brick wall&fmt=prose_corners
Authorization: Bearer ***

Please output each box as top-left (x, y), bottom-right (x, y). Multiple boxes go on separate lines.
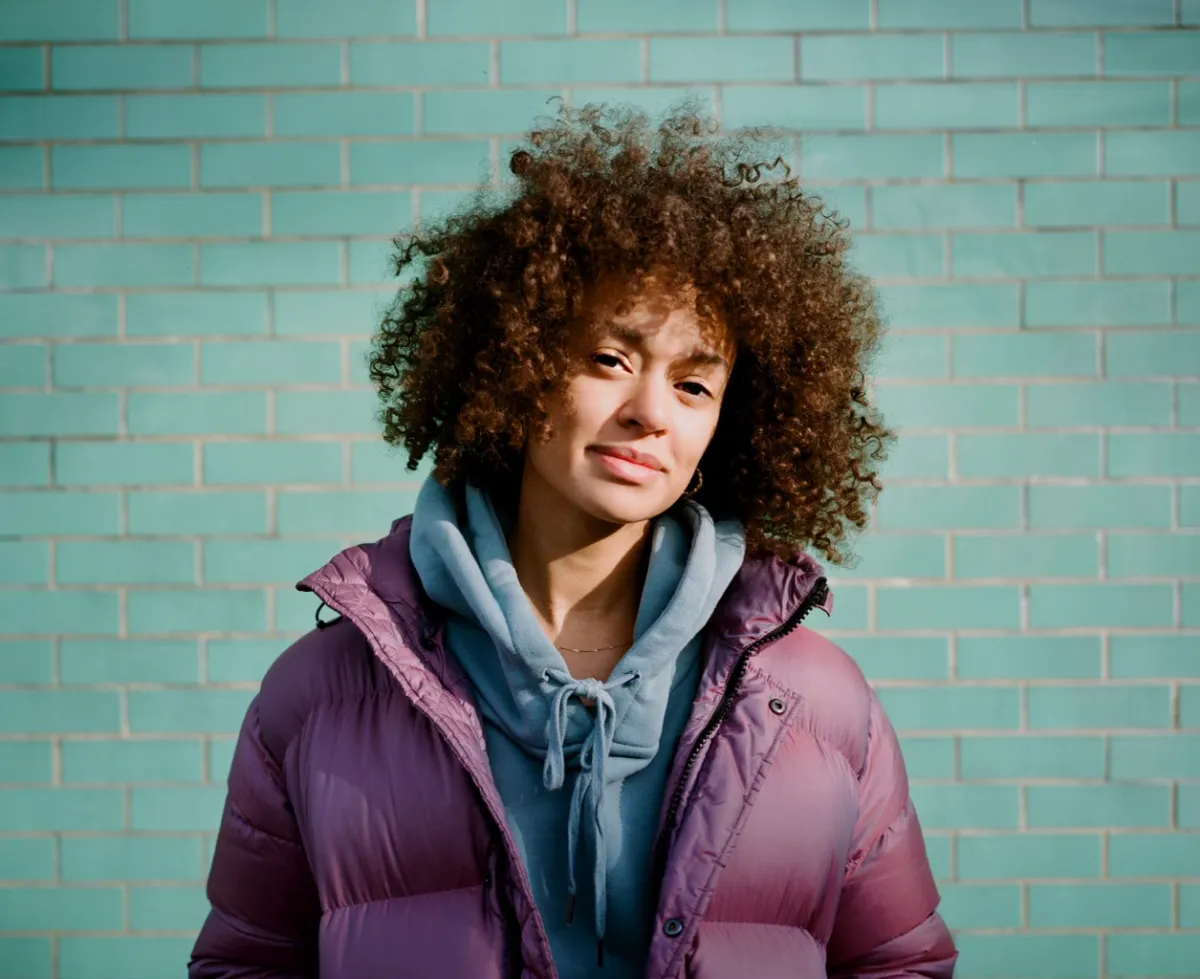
top-left (1, 2), bottom-right (1198, 977)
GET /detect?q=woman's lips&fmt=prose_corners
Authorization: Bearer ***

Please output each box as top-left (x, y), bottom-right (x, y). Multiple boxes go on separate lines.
top-left (589, 447), bottom-right (662, 484)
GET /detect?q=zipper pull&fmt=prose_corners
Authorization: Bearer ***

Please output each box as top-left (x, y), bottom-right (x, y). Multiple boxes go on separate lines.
top-left (565, 891), bottom-right (576, 924)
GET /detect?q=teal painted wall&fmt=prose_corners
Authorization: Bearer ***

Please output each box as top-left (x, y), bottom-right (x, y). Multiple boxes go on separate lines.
top-left (1, 1), bottom-right (1198, 976)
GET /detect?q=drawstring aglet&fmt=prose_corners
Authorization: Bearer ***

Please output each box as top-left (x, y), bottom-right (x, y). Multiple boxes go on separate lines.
top-left (565, 891), bottom-right (575, 925)
top-left (597, 937), bottom-right (605, 967)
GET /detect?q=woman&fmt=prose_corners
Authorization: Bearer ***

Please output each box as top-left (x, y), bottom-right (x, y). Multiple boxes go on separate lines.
top-left (190, 103), bottom-right (956, 979)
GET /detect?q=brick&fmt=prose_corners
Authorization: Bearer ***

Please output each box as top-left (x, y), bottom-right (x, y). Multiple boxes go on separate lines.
top-left (909, 784), bottom-right (1020, 829)
top-left (1111, 833), bottom-right (1200, 876)
top-left (1029, 381), bottom-right (1170, 427)
top-left (497, 40), bottom-right (637, 85)
top-left (0, 342), bottom-right (46, 386)
top-left (54, 243), bottom-right (193, 288)
top-left (884, 0), bottom-right (1022, 26)
top-left (956, 934), bottom-right (1098, 979)
top-left (0, 443), bottom-right (50, 487)
top-left (276, 389), bottom-right (377, 434)
top-left (127, 589), bottom-right (267, 635)
top-left (953, 333), bottom-right (1097, 378)
top-left (893, 736), bottom-right (954, 778)
top-left (873, 335), bottom-right (946, 381)
top-left (55, 442), bottom-right (194, 487)
top-left (1106, 30), bottom-right (1200, 74)
top-left (953, 133), bottom-right (1097, 178)
top-left (60, 639), bottom-right (200, 685)
top-left (54, 342), bottom-right (195, 387)
top-left (957, 434), bottom-right (1099, 478)
top-left (1029, 784), bottom-right (1169, 828)
top-left (651, 38), bottom-right (794, 83)
top-left (1106, 331), bottom-right (1200, 376)
top-left (275, 92), bottom-right (415, 138)
top-left (59, 541), bottom-right (197, 585)
top-left (209, 738), bottom-right (237, 778)
top-left (1037, 0), bottom-right (1174, 25)
top-left (1109, 533), bottom-right (1200, 577)
top-left (870, 184), bottom-right (1016, 231)
top-left (961, 735), bottom-right (1104, 779)
top-left (840, 533), bottom-right (946, 579)
top-left (0, 393), bottom-right (118, 436)
top-left (1183, 384), bottom-right (1200, 425)
top-left (1109, 433), bottom-right (1200, 477)
top-left (1030, 684), bottom-right (1170, 731)
top-left (0, 887), bottom-right (123, 932)
top-left (276, 0), bottom-right (415, 35)
top-left (1028, 81), bottom-right (1170, 127)
top-left (1025, 180), bottom-right (1169, 229)
top-left (727, 0), bottom-right (868, 30)
top-left (128, 490), bottom-right (268, 534)
top-left (53, 144), bottom-right (192, 190)
top-left (351, 440), bottom-right (432, 483)
top-left (1181, 686), bottom-right (1200, 728)
top-left (61, 937), bottom-right (198, 979)
top-left (951, 32), bottom-right (1097, 78)
top-left (0, 541), bottom-right (49, 585)
top-left (875, 384), bottom-right (1018, 427)
top-left (198, 42), bottom-right (340, 88)
top-left (1109, 935), bottom-right (1200, 979)
top-left (0, 837), bottom-right (55, 880)
top-left (424, 90), bottom-right (561, 136)
top-left (127, 93), bottom-right (266, 139)
top-left (349, 140), bottom-right (491, 187)
top-left (874, 283), bottom-right (1018, 328)
top-left (0, 492), bottom-right (118, 535)
top-left (348, 239), bottom-right (397, 285)
top-left (0, 741), bottom-right (53, 782)
top-left (1106, 231), bottom-right (1200, 276)
top-left (1111, 635), bottom-right (1200, 678)
top-left (0, 194), bottom-right (116, 238)
top-left (1029, 584), bottom-right (1173, 628)
top-left (954, 231), bottom-right (1096, 278)
top-left (63, 739), bottom-right (205, 783)
top-left (0, 243), bottom-right (46, 287)
top-left (271, 190), bottom-right (411, 237)
top-left (575, 0), bottom-right (715, 32)
top-left (3, 1), bottom-right (116, 39)
top-left (53, 44), bottom-right (192, 90)
top-left (0, 690), bottom-right (120, 732)
top-left (201, 142), bottom-right (341, 189)
top-left (852, 234), bottom-right (943, 279)
top-left (278, 488), bottom-right (416, 533)
top-left (0, 640), bottom-right (51, 685)
top-left (129, 885), bottom-right (209, 931)
top-left (129, 391), bottom-right (267, 436)
top-left (0, 295), bottom-right (111, 341)
top-left (876, 486), bottom-right (1020, 530)
top-left (62, 836), bottom-right (202, 882)
top-left (1031, 883), bottom-right (1169, 930)
top-left (204, 440), bottom-right (342, 485)
top-left (924, 835), bottom-right (952, 879)
top-left (201, 340), bottom-right (341, 386)
top-left (958, 834), bottom-right (1101, 880)
top-left (0, 47), bottom-right (43, 91)
top-left (0, 788), bottom-right (123, 831)
top-left (1174, 883), bottom-right (1200, 928)
top-left (878, 685), bottom-right (1019, 732)
top-left (127, 292), bottom-right (268, 337)
top-left (354, 41), bottom-right (490, 85)
top-left (1182, 179), bottom-right (1200, 226)
top-left (277, 586), bottom-right (333, 632)
top-left (954, 534), bottom-right (1099, 580)
top-left (207, 639), bottom-right (281, 683)
top-left (1186, 784), bottom-right (1200, 827)
top-left (204, 539), bottom-right (334, 584)
top-left (0, 94), bottom-right (118, 140)
top-left (129, 0), bottom-right (267, 38)
top-left (202, 242), bottom-right (341, 286)
top-left (1107, 132), bottom-right (1200, 176)
top-left (1112, 735), bottom-right (1200, 778)
top-left (724, 86), bottom-right (866, 131)
top-left (1186, 487), bottom-right (1200, 527)
top-left (800, 34), bottom-right (943, 81)
top-left (0, 146), bottom-right (43, 189)
top-left (938, 884), bottom-right (1021, 930)
top-left (1029, 484), bottom-right (1171, 529)
top-left (877, 83), bottom-right (1017, 130)
top-left (132, 785), bottom-right (226, 830)
top-left (804, 134), bottom-right (946, 181)
top-left (1025, 281), bottom-right (1169, 328)
top-left (839, 637), bottom-right (950, 681)
top-left (878, 585), bottom-right (1020, 631)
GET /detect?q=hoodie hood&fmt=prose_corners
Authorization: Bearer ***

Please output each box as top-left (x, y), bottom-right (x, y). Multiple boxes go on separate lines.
top-left (408, 476), bottom-right (747, 950)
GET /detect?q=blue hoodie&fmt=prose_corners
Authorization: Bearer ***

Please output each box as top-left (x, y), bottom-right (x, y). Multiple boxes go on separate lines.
top-left (409, 477), bottom-right (746, 977)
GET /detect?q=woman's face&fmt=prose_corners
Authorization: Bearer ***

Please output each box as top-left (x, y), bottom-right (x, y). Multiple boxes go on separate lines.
top-left (521, 275), bottom-right (735, 528)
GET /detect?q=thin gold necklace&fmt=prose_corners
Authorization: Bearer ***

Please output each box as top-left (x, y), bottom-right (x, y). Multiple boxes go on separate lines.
top-left (553, 640), bottom-right (633, 653)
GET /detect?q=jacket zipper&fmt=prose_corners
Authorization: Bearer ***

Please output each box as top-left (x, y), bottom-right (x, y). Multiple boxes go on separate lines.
top-left (652, 576), bottom-right (829, 877)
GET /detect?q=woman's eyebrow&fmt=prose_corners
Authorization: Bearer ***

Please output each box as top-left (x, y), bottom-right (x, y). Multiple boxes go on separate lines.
top-left (601, 322), bottom-right (730, 371)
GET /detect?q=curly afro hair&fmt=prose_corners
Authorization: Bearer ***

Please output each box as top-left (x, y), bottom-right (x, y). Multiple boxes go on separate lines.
top-left (369, 99), bottom-right (891, 564)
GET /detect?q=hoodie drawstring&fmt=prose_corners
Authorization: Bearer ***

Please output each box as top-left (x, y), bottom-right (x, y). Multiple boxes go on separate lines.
top-left (541, 668), bottom-right (641, 951)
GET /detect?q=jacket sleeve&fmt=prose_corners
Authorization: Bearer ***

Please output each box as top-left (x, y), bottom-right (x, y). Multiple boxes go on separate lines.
top-left (826, 688), bottom-right (958, 979)
top-left (189, 695), bottom-right (320, 978)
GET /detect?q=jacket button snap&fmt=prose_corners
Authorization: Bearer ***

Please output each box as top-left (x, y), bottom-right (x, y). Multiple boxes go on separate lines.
top-left (663, 917), bottom-right (684, 938)
top-left (769, 697), bottom-right (787, 715)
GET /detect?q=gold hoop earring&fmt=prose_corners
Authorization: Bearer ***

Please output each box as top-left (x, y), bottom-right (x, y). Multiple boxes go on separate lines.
top-left (682, 467), bottom-right (703, 500)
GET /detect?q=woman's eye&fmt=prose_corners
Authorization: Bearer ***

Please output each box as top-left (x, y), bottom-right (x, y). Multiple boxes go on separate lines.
top-left (591, 353), bottom-right (624, 369)
top-left (680, 381), bottom-right (712, 398)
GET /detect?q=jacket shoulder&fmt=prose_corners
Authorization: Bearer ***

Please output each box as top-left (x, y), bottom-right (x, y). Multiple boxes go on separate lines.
top-left (253, 616), bottom-right (380, 763)
top-left (756, 625), bottom-right (875, 775)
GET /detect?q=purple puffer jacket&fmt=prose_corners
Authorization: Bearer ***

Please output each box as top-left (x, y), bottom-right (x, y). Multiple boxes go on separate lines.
top-left (190, 516), bottom-right (956, 979)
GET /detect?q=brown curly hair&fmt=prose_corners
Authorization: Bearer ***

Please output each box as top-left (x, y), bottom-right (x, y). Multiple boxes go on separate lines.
top-left (369, 99), bottom-right (891, 564)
